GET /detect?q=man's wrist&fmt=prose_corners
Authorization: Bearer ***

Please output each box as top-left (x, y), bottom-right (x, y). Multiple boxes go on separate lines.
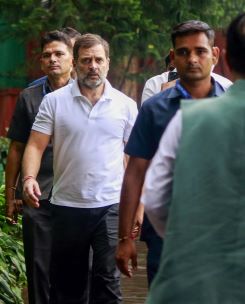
top-left (118, 235), bottom-right (134, 242)
top-left (5, 186), bottom-right (17, 200)
top-left (22, 175), bottom-right (35, 183)
top-left (6, 186), bottom-right (17, 191)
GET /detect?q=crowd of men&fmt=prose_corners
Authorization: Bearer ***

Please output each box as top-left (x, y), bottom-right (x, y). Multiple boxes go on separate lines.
top-left (4, 11), bottom-right (245, 304)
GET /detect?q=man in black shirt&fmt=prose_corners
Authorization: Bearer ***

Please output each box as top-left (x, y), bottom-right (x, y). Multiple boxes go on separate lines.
top-left (5, 30), bottom-right (73, 304)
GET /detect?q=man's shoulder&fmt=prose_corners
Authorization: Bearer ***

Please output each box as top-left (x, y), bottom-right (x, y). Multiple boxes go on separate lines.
top-left (28, 76), bottom-right (47, 87)
top-left (182, 94), bottom-right (225, 123)
top-left (7, 82), bottom-right (44, 141)
top-left (145, 72), bottom-right (169, 86)
top-left (22, 82), bottom-right (43, 94)
top-left (109, 86), bottom-right (137, 110)
top-left (18, 83), bottom-right (43, 105)
top-left (125, 86), bottom-right (179, 159)
top-left (211, 72), bottom-right (233, 90)
top-left (142, 86), bottom-right (180, 111)
top-left (45, 82), bottom-right (72, 99)
top-left (181, 97), bottom-right (227, 140)
top-left (110, 86), bottom-right (133, 100)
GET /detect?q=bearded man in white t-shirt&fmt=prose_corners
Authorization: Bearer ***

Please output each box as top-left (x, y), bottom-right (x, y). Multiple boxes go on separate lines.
top-left (22, 33), bottom-right (138, 304)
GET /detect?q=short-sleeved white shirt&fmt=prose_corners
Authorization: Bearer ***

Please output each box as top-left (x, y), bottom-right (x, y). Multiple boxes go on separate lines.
top-left (141, 72), bottom-right (170, 103)
top-left (32, 79), bottom-right (138, 208)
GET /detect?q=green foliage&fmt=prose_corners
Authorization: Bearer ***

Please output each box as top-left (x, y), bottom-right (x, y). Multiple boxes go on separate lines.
top-left (0, 137), bottom-right (9, 185)
top-left (0, 184), bottom-right (26, 304)
top-left (0, 138), bottom-right (26, 303)
top-left (0, 0), bottom-right (243, 89)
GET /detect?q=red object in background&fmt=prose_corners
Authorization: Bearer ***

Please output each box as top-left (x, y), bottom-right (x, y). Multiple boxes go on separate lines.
top-left (27, 39), bottom-right (43, 81)
top-left (0, 88), bottom-right (21, 136)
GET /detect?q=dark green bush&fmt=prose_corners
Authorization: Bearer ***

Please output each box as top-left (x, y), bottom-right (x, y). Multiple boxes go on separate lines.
top-left (0, 137), bottom-right (9, 185)
top-left (0, 184), bottom-right (27, 303)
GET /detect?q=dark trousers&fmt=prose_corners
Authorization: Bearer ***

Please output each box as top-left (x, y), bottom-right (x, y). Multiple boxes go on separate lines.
top-left (22, 199), bottom-right (52, 304)
top-left (49, 203), bottom-right (122, 304)
top-left (145, 233), bottom-right (163, 286)
top-left (141, 214), bottom-right (163, 286)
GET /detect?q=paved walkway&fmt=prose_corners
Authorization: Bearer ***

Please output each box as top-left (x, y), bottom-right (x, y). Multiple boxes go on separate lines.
top-left (121, 241), bottom-right (148, 304)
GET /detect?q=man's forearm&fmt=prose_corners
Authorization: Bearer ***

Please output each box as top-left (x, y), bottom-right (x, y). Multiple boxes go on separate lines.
top-left (118, 157), bottom-right (150, 238)
top-left (119, 175), bottom-right (143, 238)
top-left (5, 141), bottom-right (25, 222)
top-left (22, 145), bottom-right (43, 179)
top-left (22, 131), bottom-right (51, 207)
top-left (5, 141), bottom-right (25, 200)
top-left (116, 157), bottom-right (149, 277)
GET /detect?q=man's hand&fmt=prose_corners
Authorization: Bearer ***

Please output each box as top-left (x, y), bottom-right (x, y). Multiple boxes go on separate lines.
top-left (115, 239), bottom-right (137, 278)
top-left (117, 157), bottom-right (149, 277)
top-left (5, 198), bottom-right (23, 225)
top-left (131, 203), bottom-right (144, 239)
top-left (161, 79), bottom-right (177, 91)
top-left (23, 178), bottom-right (41, 208)
top-left (22, 130), bottom-right (50, 208)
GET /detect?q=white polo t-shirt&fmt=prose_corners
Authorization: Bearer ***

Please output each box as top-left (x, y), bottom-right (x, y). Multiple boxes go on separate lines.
top-left (32, 79), bottom-right (138, 208)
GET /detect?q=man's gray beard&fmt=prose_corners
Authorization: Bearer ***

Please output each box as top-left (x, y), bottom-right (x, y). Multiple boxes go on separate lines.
top-left (79, 76), bottom-right (106, 89)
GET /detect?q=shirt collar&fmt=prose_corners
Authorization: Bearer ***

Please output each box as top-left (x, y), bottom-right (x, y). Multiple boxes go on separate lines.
top-left (43, 78), bottom-right (74, 97)
top-left (102, 79), bottom-right (113, 101)
top-left (210, 77), bottom-right (225, 97)
top-left (175, 80), bottom-right (192, 99)
top-left (42, 79), bottom-right (52, 97)
top-left (170, 76), bottom-right (225, 101)
top-left (71, 79), bottom-right (82, 98)
top-left (71, 78), bottom-right (112, 102)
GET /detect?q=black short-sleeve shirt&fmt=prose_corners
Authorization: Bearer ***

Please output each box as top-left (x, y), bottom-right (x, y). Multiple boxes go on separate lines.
top-left (7, 81), bottom-right (53, 200)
